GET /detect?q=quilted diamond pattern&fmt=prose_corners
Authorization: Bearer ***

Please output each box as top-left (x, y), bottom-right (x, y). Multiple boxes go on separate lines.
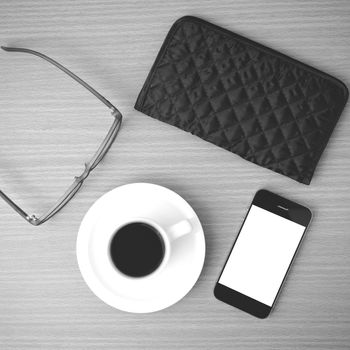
top-left (135, 16), bottom-right (348, 184)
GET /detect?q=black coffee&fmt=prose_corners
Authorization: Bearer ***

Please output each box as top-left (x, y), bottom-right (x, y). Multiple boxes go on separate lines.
top-left (109, 222), bottom-right (165, 277)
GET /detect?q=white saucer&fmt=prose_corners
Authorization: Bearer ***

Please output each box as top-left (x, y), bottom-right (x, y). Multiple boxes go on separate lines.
top-left (76, 183), bottom-right (205, 313)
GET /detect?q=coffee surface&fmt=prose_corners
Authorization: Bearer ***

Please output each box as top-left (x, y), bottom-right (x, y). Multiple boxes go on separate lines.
top-left (110, 222), bottom-right (165, 277)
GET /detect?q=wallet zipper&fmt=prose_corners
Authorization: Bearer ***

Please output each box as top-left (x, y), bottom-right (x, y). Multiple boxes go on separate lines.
top-left (136, 15), bottom-right (348, 110)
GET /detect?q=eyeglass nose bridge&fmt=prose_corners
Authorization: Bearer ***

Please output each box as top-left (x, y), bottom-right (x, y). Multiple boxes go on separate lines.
top-left (74, 162), bottom-right (92, 183)
top-left (28, 163), bottom-right (93, 226)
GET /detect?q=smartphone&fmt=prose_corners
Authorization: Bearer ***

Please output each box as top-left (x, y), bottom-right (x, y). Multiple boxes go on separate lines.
top-left (214, 190), bottom-right (312, 318)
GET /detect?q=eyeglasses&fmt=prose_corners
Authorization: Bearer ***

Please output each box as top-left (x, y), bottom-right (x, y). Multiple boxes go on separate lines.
top-left (0, 46), bottom-right (122, 226)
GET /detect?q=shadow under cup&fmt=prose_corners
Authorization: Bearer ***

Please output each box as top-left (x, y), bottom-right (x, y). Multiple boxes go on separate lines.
top-left (109, 222), bottom-right (166, 278)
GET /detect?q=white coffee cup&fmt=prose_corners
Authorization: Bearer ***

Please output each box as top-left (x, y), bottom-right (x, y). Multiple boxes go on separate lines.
top-left (76, 183), bottom-right (205, 313)
top-left (107, 216), bottom-right (193, 279)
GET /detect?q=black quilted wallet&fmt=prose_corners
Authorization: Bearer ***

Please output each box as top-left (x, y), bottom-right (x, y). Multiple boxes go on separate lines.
top-left (135, 16), bottom-right (348, 184)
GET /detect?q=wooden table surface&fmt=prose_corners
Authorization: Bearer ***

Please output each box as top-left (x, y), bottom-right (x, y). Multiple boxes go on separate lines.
top-left (1, 1), bottom-right (349, 349)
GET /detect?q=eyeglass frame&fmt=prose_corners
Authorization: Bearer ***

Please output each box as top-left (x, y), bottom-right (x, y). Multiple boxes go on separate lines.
top-left (0, 46), bottom-right (122, 226)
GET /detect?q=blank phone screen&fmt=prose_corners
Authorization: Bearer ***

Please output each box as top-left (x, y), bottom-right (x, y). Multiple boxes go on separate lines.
top-left (219, 205), bottom-right (306, 306)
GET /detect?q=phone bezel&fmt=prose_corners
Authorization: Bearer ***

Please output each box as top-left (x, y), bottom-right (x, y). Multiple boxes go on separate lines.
top-left (214, 189), bottom-right (312, 319)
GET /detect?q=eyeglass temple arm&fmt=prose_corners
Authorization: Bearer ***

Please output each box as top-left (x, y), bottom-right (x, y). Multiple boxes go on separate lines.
top-left (1, 46), bottom-right (117, 112)
top-left (0, 190), bottom-right (32, 223)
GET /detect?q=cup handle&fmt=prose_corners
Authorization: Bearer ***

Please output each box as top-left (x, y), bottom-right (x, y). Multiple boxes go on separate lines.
top-left (167, 219), bottom-right (192, 242)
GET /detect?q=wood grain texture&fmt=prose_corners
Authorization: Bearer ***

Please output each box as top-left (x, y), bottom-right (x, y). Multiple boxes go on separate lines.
top-left (0, 0), bottom-right (349, 349)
